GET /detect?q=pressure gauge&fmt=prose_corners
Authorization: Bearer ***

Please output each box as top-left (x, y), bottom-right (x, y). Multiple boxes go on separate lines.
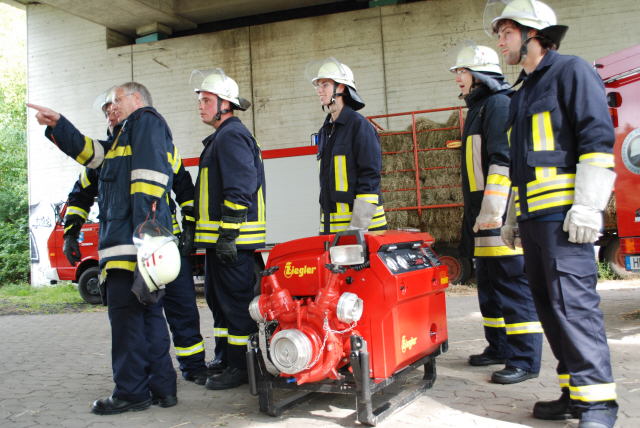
top-left (396, 255), bottom-right (409, 269)
top-left (385, 257), bottom-right (399, 271)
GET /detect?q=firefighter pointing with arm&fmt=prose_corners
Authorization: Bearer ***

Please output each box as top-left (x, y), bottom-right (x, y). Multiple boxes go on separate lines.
top-left (485, 1), bottom-right (618, 426)
top-left (191, 68), bottom-right (266, 390)
top-left (306, 58), bottom-right (387, 234)
top-left (449, 42), bottom-right (543, 384)
top-left (62, 90), bottom-right (209, 388)
top-left (62, 92), bottom-right (119, 267)
top-left (28, 82), bottom-right (178, 414)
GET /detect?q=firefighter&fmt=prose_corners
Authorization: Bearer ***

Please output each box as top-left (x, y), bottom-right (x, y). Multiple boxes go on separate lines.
top-left (449, 42), bottom-right (543, 384)
top-left (62, 95), bottom-right (208, 388)
top-left (485, 0), bottom-right (618, 426)
top-left (307, 58), bottom-right (387, 234)
top-left (28, 82), bottom-right (178, 414)
top-left (191, 68), bottom-right (265, 390)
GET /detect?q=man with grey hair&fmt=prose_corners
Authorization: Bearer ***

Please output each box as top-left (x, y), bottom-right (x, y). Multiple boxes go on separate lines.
top-left (28, 81), bottom-right (178, 414)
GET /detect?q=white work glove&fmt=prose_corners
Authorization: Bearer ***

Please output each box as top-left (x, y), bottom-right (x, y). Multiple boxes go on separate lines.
top-left (474, 165), bottom-right (510, 232)
top-left (563, 163), bottom-right (616, 244)
top-left (500, 189), bottom-right (521, 250)
top-left (348, 198), bottom-right (377, 230)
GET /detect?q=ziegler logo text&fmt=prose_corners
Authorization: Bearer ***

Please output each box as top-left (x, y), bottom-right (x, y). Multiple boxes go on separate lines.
top-left (401, 335), bottom-right (418, 353)
top-left (284, 262), bottom-right (317, 279)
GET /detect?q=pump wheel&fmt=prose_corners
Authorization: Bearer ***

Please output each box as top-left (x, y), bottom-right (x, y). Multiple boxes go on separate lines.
top-left (603, 238), bottom-right (638, 279)
top-left (436, 247), bottom-right (472, 285)
top-left (78, 266), bottom-right (102, 304)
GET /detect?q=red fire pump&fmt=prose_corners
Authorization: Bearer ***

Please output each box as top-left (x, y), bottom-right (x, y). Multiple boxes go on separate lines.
top-left (247, 230), bottom-right (449, 426)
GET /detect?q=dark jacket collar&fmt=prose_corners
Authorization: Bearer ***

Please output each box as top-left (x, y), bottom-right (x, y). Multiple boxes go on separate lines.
top-left (201, 116), bottom-right (240, 146)
top-left (514, 49), bottom-right (559, 86)
top-left (323, 104), bottom-right (356, 127)
top-left (464, 84), bottom-right (513, 109)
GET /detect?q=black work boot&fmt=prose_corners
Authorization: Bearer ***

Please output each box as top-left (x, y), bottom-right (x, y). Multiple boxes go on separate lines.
top-left (183, 369), bottom-right (208, 385)
top-left (533, 388), bottom-right (576, 420)
top-left (205, 367), bottom-right (248, 390)
top-left (91, 396), bottom-right (151, 415)
top-left (468, 352), bottom-right (506, 366)
top-left (206, 358), bottom-right (227, 376)
top-left (491, 367), bottom-right (539, 384)
top-left (151, 394), bottom-right (178, 408)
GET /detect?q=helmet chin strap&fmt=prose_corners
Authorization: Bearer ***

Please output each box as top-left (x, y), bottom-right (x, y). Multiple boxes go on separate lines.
top-left (517, 25), bottom-right (540, 65)
top-left (322, 82), bottom-right (345, 112)
top-left (214, 97), bottom-right (232, 121)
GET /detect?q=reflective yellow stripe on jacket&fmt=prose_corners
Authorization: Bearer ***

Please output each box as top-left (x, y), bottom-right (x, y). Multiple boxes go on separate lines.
top-left (466, 134), bottom-right (484, 192)
top-left (334, 155), bottom-right (348, 192)
top-left (66, 206), bottom-right (88, 221)
top-left (195, 167), bottom-right (266, 246)
top-left (579, 153), bottom-right (614, 169)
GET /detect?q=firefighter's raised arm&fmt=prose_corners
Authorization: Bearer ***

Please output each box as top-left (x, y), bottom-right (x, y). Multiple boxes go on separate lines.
top-left (27, 103), bottom-right (61, 128)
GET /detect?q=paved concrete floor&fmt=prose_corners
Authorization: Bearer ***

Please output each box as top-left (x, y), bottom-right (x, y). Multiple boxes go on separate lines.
top-left (0, 281), bottom-right (638, 428)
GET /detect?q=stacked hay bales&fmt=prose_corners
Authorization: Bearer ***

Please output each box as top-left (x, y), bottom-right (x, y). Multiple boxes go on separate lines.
top-left (379, 112), bottom-right (464, 245)
top-left (604, 193), bottom-right (617, 231)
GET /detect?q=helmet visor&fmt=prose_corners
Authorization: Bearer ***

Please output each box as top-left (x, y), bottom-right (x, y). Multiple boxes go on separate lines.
top-left (92, 87), bottom-right (116, 119)
top-left (190, 68), bottom-right (226, 94)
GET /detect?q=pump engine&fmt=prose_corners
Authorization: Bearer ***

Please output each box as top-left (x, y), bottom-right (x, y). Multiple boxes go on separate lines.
top-left (247, 230), bottom-right (449, 425)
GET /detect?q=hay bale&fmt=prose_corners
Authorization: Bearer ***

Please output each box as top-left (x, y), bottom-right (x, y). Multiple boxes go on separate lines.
top-left (386, 210), bottom-right (421, 231)
top-left (378, 111), bottom-right (464, 245)
top-left (604, 193), bottom-right (616, 230)
top-left (420, 207), bottom-right (462, 243)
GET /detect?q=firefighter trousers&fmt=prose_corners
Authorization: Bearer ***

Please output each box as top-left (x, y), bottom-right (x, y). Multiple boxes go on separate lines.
top-left (475, 256), bottom-right (543, 372)
top-left (519, 220), bottom-right (618, 426)
top-left (204, 257), bottom-right (227, 364)
top-left (204, 248), bottom-right (258, 370)
top-left (106, 269), bottom-right (176, 402)
top-left (163, 256), bottom-right (206, 377)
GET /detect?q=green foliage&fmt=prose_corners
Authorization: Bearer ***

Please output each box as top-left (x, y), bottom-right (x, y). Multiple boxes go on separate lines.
top-left (0, 60), bottom-right (29, 284)
top-left (0, 282), bottom-right (100, 315)
top-left (0, 282), bottom-right (82, 303)
top-left (597, 261), bottom-right (620, 281)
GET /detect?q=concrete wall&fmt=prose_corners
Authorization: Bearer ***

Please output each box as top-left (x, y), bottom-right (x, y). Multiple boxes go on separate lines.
top-left (26, 0), bottom-right (640, 284)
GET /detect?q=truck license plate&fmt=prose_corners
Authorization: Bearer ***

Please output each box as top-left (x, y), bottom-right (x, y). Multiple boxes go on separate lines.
top-left (625, 255), bottom-right (640, 272)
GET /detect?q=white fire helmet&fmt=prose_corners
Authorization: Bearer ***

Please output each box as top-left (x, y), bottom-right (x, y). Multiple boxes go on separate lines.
top-left (306, 57), bottom-right (365, 110)
top-left (449, 42), bottom-right (502, 75)
top-left (310, 58), bottom-right (357, 89)
top-left (92, 87), bottom-right (115, 119)
top-left (484, 0), bottom-right (557, 35)
top-left (190, 68), bottom-right (250, 111)
top-left (136, 235), bottom-right (181, 292)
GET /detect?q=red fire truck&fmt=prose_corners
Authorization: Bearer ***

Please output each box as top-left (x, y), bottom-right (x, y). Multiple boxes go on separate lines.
top-left (47, 202), bottom-right (207, 304)
top-left (595, 44), bottom-right (640, 275)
